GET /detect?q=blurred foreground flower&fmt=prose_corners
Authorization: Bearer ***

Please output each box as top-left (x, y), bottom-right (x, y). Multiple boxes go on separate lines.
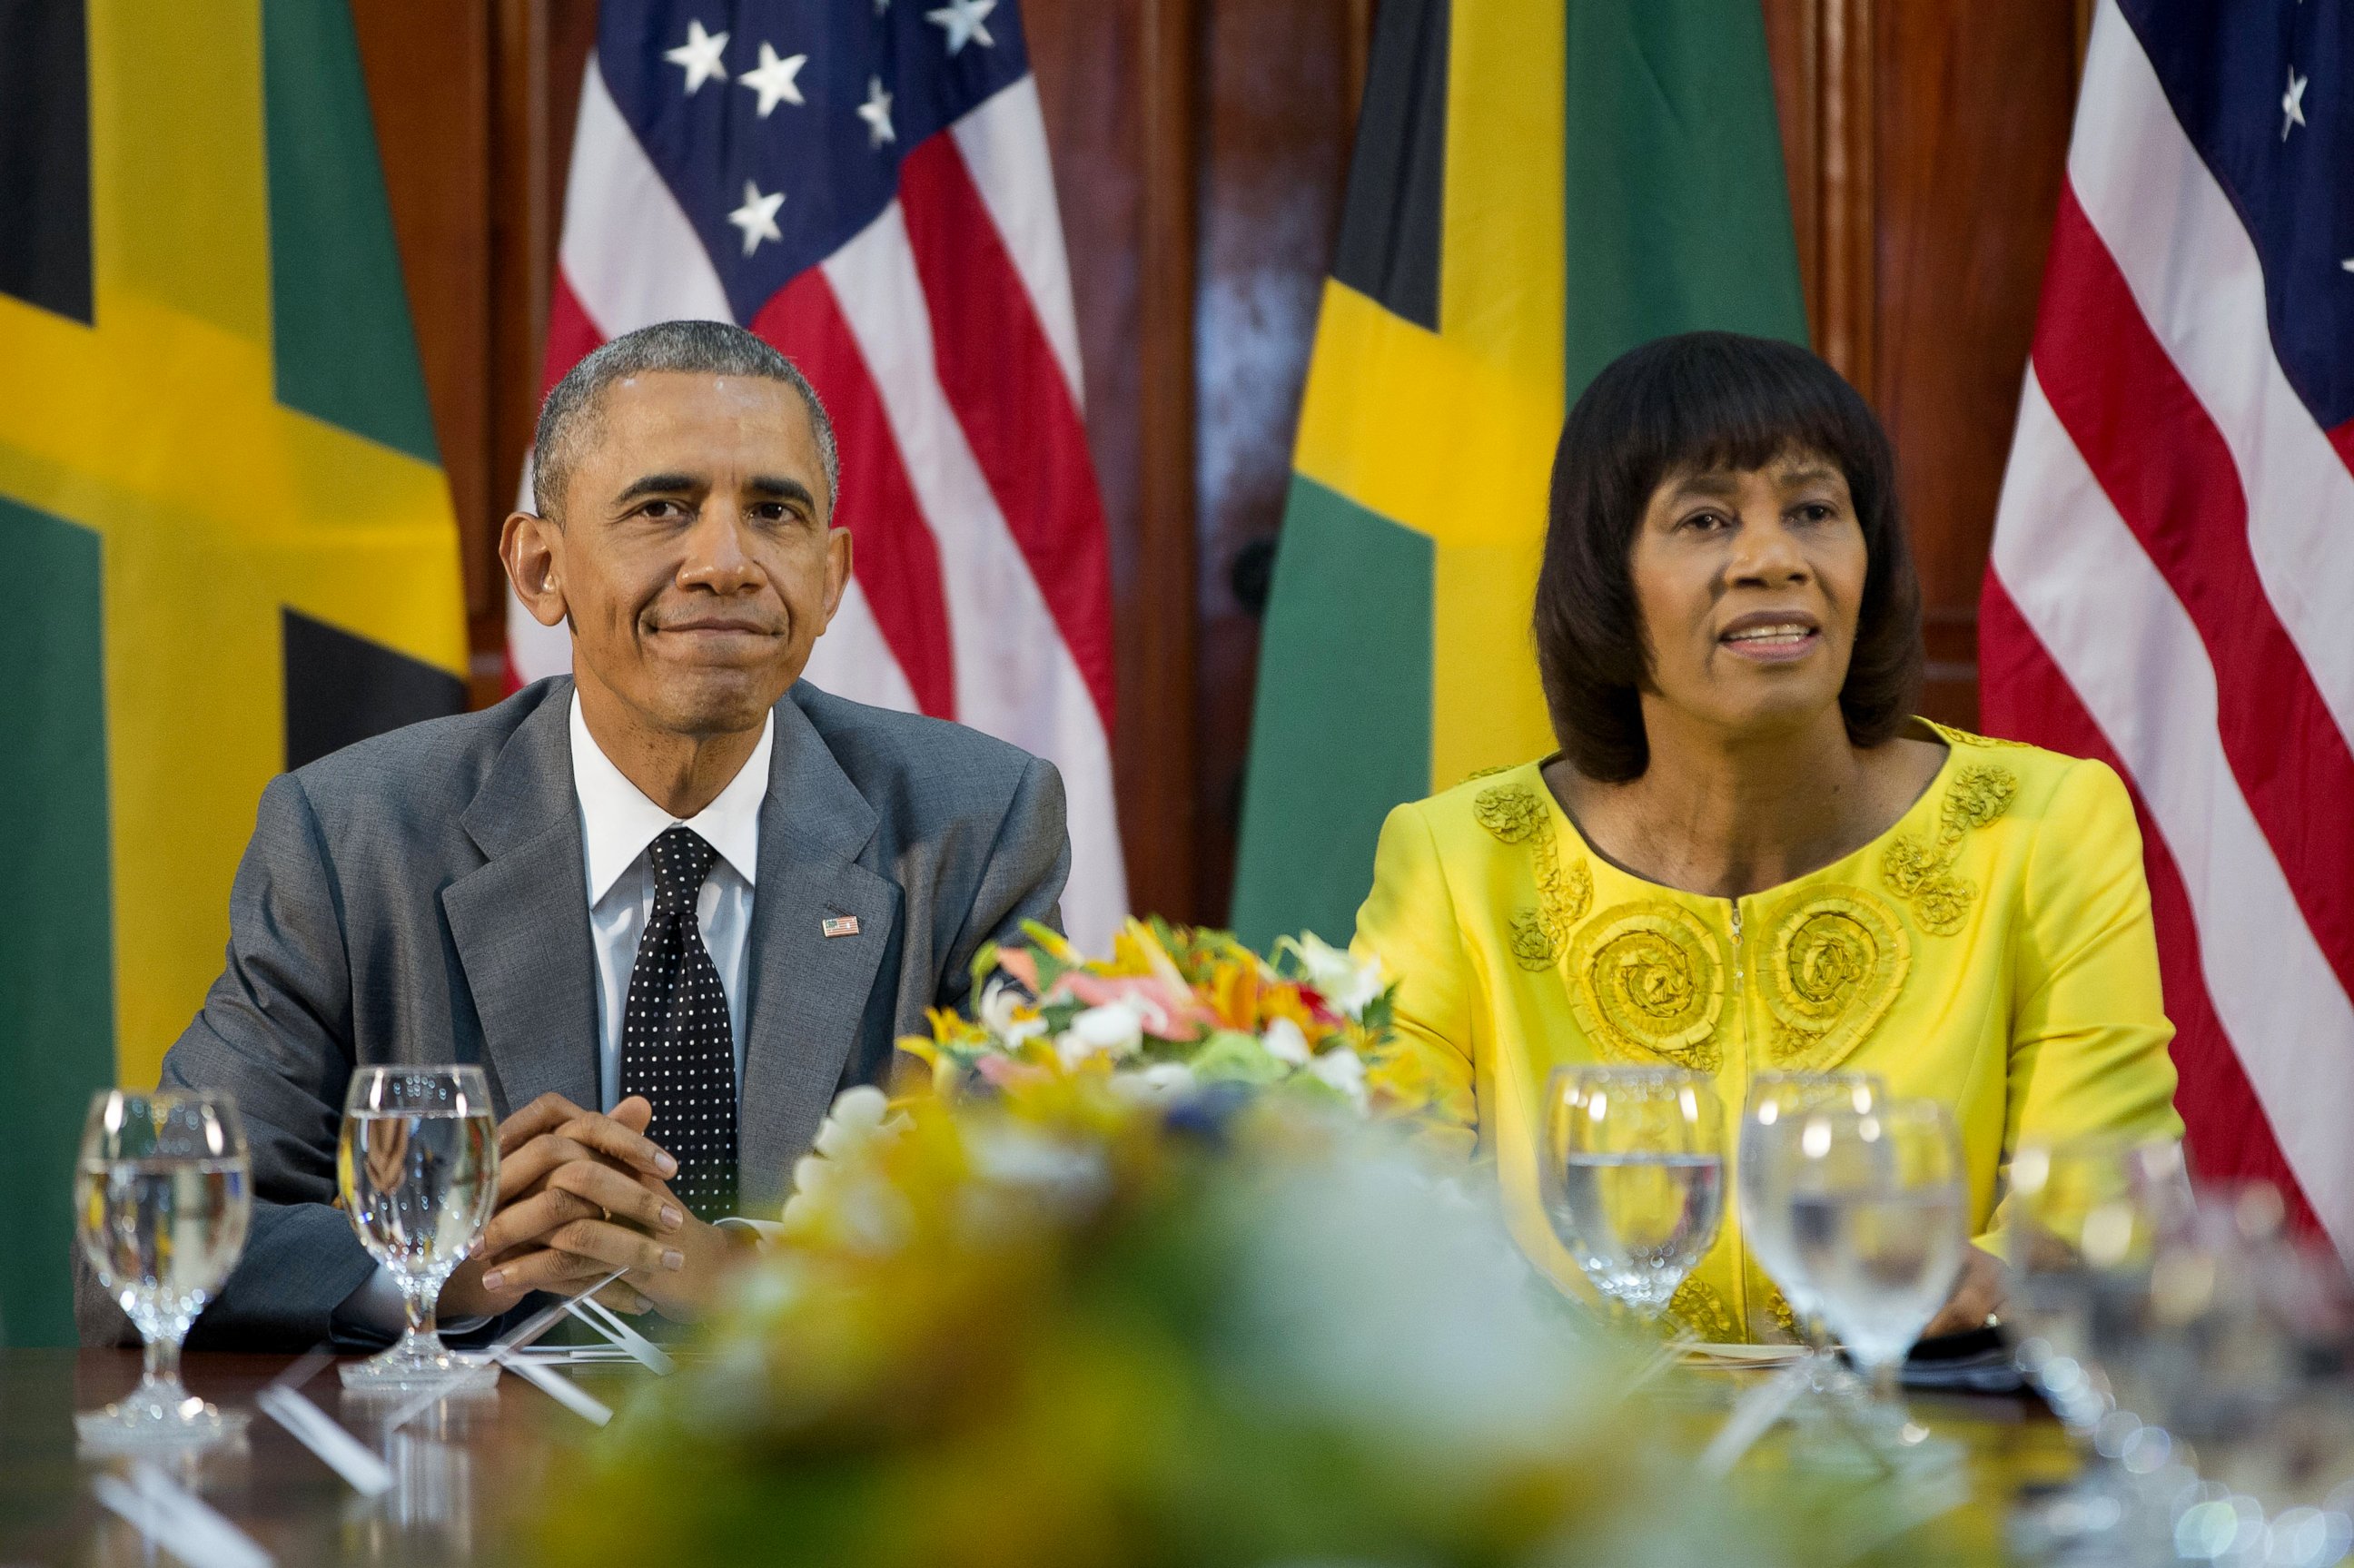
top-left (532, 926), bottom-right (1965, 1567)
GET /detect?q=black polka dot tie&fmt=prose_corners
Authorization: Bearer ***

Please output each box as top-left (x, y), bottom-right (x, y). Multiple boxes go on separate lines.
top-left (618, 826), bottom-right (738, 1219)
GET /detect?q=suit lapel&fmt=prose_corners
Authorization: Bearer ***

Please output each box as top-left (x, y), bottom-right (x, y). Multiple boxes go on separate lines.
top-left (737, 689), bottom-right (896, 1209)
top-left (441, 680), bottom-right (600, 1117)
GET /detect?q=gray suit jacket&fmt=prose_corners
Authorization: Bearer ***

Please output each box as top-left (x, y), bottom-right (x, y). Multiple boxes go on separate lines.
top-left (76, 677), bottom-right (1069, 1348)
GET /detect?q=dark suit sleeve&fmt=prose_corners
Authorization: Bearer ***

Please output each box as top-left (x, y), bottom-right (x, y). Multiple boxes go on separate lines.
top-left (77, 774), bottom-right (379, 1349)
top-left (935, 755), bottom-right (1071, 1013)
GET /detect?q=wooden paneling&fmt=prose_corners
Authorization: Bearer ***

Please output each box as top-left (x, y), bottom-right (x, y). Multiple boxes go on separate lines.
top-left (1192, 0), bottom-right (1359, 921)
top-left (1022, 0), bottom-right (1204, 922)
top-left (1870, 1), bottom-right (2079, 728)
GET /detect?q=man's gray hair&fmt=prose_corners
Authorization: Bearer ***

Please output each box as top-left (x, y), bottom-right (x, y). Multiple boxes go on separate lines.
top-left (530, 319), bottom-right (841, 520)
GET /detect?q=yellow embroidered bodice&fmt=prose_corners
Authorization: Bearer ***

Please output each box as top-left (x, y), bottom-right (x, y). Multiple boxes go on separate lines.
top-left (1352, 722), bottom-right (2184, 1342)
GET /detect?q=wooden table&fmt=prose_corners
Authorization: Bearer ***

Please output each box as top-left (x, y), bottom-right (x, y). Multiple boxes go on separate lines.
top-left (0, 1350), bottom-right (2079, 1566)
top-left (0, 1349), bottom-right (626, 1566)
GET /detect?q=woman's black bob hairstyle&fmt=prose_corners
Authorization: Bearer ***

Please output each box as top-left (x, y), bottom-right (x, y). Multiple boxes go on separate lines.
top-left (1533, 330), bottom-right (1923, 783)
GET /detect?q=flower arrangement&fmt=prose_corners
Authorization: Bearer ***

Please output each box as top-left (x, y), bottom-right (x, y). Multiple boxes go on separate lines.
top-left (527, 925), bottom-right (1950, 1568)
top-left (897, 918), bottom-right (1399, 1111)
top-left (534, 1070), bottom-right (1915, 1568)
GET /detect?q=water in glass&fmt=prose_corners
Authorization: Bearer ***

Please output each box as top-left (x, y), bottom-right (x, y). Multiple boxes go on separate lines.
top-left (1788, 1181), bottom-right (1966, 1371)
top-left (1553, 1150), bottom-right (1723, 1310)
top-left (1766, 1098), bottom-right (1965, 1399)
top-left (1737, 1071), bottom-right (1884, 1333)
top-left (74, 1089), bottom-right (252, 1449)
top-left (1540, 1067), bottom-right (1726, 1321)
top-left (337, 1066), bottom-right (500, 1391)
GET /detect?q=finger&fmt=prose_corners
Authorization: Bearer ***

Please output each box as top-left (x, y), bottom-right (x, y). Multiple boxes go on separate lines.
top-left (498, 1092), bottom-right (595, 1156)
top-left (544, 1218), bottom-right (687, 1279)
top-left (480, 1187), bottom-right (604, 1257)
top-left (546, 1160), bottom-right (684, 1234)
top-left (480, 1245), bottom-right (616, 1298)
top-left (553, 1110), bottom-right (679, 1180)
top-left (499, 1133), bottom-right (637, 1200)
top-left (593, 1278), bottom-right (656, 1317)
top-left (609, 1095), bottom-right (653, 1135)
top-left (1923, 1272), bottom-right (1999, 1339)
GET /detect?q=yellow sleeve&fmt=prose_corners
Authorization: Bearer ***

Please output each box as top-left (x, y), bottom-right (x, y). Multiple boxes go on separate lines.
top-left (1352, 801), bottom-right (1479, 1160)
top-left (1987, 756), bottom-right (2185, 1246)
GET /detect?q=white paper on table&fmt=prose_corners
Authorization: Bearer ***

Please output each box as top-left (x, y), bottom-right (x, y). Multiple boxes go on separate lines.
top-left (491, 1346), bottom-right (613, 1426)
top-left (255, 1386), bottom-right (395, 1497)
top-left (94, 1463), bottom-right (273, 1568)
top-left (1699, 1362), bottom-right (1812, 1477)
top-left (563, 1291), bottom-right (676, 1375)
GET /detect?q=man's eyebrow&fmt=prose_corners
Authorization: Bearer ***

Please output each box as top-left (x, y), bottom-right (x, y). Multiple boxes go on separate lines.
top-left (744, 474), bottom-right (818, 508)
top-left (612, 472), bottom-right (701, 505)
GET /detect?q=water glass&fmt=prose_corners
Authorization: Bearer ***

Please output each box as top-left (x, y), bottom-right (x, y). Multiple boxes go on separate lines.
top-left (1737, 1070), bottom-right (1885, 1346)
top-left (74, 1089), bottom-right (252, 1448)
top-left (2006, 1134), bottom-right (2191, 1428)
top-left (1539, 1066), bottom-right (1726, 1323)
top-left (1770, 1097), bottom-right (1965, 1398)
top-left (338, 1066), bottom-right (500, 1390)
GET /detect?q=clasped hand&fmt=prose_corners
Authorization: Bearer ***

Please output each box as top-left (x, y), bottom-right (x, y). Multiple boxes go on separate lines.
top-left (438, 1093), bottom-right (740, 1322)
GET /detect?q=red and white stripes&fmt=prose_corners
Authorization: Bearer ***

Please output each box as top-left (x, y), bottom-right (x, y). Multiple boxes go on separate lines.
top-left (1983, 2), bottom-right (2354, 1252)
top-left (509, 56), bottom-right (1127, 950)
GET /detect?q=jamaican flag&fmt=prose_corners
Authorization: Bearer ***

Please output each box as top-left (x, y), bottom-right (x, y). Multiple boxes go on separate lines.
top-left (0, 0), bottom-right (467, 1345)
top-left (1231, 0), bottom-right (1809, 949)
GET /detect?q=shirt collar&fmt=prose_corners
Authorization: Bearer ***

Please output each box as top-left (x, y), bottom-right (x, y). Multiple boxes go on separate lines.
top-left (570, 691), bottom-right (771, 904)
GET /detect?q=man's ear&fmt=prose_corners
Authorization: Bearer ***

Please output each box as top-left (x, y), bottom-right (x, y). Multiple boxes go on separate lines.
top-left (500, 511), bottom-right (570, 629)
top-left (818, 525), bottom-right (853, 633)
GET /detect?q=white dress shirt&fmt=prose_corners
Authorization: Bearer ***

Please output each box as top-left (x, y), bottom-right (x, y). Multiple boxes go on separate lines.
top-left (570, 692), bottom-right (769, 1111)
top-left (334, 698), bottom-right (772, 1336)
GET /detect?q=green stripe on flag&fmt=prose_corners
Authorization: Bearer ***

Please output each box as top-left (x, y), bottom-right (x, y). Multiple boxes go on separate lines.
top-left (0, 498), bottom-right (115, 1348)
top-left (1231, 478), bottom-right (1432, 952)
top-left (261, 0), bottom-right (439, 460)
top-left (1562, 0), bottom-right (1808, 395)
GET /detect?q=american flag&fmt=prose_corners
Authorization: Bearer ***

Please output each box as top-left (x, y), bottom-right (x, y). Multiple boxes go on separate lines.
top-left (507, 0), bottom-right (1128, 950)
top-left (1983, 1), bottom-right (2353, 1252)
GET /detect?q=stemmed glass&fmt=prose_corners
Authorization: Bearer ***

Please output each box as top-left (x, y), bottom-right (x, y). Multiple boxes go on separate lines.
top-left (338, 1066), bottom-right (500, 1390)
top-left (1539, 1066), bottom-right (1726, 1326)
top-left (1764, 1097), bottom-right (1966, 1404)
top-left (2006, 1134), bottom-right (2191, 1430)
top-left (1738, 1070), bottom-right (1884, 1371)
top-left (74, 1089), bottom-right (253, 1448)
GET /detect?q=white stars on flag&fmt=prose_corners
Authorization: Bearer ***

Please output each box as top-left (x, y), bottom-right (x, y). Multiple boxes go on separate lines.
top-left (665, 19), bottom-right (730, 94)
top-left (741, 43), bottom-right (807, 117)
top-left (2282, 65), bottom-right (2309, 140)
top-left (727, 180), bottom-right (785, 256)
top-left (925, 0), bottom-right (997, 54)
top-left (858, 75), bottom-right (897, 147)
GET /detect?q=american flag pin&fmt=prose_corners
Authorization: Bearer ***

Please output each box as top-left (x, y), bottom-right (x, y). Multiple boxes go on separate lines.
top-left (821, 915), bottom-right (861, 939)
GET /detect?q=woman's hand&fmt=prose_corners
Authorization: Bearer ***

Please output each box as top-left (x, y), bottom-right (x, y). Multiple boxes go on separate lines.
top-left (1921, 1242), bottom-right (2009, 1340)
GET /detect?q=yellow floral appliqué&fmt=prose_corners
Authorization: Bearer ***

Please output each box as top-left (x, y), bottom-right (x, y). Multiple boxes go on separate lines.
top-left (1668, 1277), bottom-right (1738, 1343)
top-left (1566, 902), bottom-right (1726, 1070)
top-left (1474, 783), bottom-right (1593, 971)
top-left (1881, 764), bottom-right (2017, 936)
top-left (1761, 887), bottom-right (1911, 1070)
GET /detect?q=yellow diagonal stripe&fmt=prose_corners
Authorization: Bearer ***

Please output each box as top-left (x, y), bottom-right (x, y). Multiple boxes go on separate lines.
top-left (1291, 3), bottom-right (1565, 793)
top-left (0, 0), bottom-right (464, 1088)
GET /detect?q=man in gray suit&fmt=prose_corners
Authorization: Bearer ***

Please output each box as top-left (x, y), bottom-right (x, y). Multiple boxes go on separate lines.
top-left (79, 321), bottom-right (1069, 1347)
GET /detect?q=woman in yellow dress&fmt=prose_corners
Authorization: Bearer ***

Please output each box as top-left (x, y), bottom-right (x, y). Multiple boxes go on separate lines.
top-left (1353, 330), bottom-right (2183, 1343)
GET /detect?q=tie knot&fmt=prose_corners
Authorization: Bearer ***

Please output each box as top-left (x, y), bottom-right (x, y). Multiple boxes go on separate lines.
top-left (648, 825), bottom-right (719, 905)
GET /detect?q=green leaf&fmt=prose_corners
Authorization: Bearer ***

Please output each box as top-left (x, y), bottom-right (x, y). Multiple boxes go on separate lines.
top-left (1187, 1031), bottom-right (1286, 1086)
